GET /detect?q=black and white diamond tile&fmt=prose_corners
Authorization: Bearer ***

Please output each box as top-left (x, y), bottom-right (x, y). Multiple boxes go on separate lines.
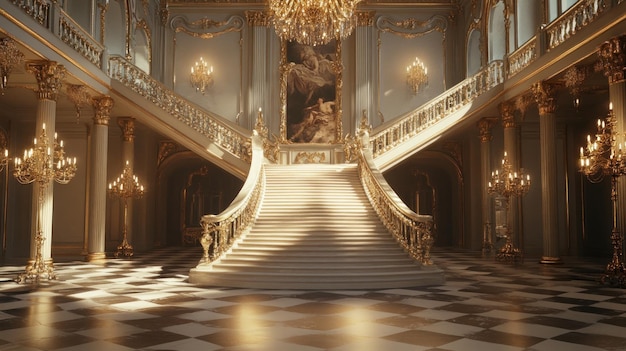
top-left (0, 247), bottom-right (625, 350)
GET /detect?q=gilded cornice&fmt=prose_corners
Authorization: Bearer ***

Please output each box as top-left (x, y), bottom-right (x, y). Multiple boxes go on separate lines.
top-left (117, 117), bottom-right (136, 142)
top-left (171, 15), bottom-right (244, 38)
top-left (477, 117), bottom-right (496, 143)
top-left (26, 61), bottom-right (66, 101)
top-left (499, 101), bottom-right (516, 128)
top-left (246, 10), bottom-right (270, 27)
top-left (531, 81), bottom-right (558, 115)
top-left (91, 96), bottom-right (114, 126)
top-left (597, 35), bottom-right (626, 85)
top-left (356, 11), bottom-right (375, 27)
top-left (375, 14), bottom-right (447, 39)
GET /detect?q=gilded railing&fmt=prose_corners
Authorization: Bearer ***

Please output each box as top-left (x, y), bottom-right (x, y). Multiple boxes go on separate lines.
top-left (9, 0), bottom-right (49, 25)
top-left (370, 60), bottom-right (504, 158)
top-left (508, 37), bottom-right (537, 78)
top-left (58, 9), bottom-right (104, 68)
top-left (355, 130), bottom-right (434, 265)
top-left (108, 56), bottom-right (252, 162)
top-left (196, 132), bottom-right (265, 265)
top-left (545, 0), bottom-right (608, 51)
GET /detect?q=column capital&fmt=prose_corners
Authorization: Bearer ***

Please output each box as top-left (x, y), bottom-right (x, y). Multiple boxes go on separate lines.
top-left (532, 81), bottom-right (558, 115)
top-left (597, 35), bottom-right (626, 85)
top-left (117, 117), bottom-right (136, 142)
top-left (246, 10), bottom-right (270, 27)
top-left (356, 11), bottom-right (376, 27)
top-left (499, 101), bottom-right (516, 128)
top-left (26, 61), bottom-right (65, 101)
top-left (477, 117), bottom-right (497, 143)
top-left (91, 96), bottom-right (114, 125)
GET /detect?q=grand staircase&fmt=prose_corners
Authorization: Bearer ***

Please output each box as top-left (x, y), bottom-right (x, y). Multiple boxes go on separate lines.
top-left (189, 163), bottom-right (445, 290)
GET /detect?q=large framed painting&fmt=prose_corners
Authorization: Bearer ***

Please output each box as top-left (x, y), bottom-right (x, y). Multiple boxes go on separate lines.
top-left (280, 39), bottom-right (343, 143)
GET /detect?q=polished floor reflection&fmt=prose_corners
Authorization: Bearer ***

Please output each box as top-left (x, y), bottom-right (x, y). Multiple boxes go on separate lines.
top-left (0, 247), bottom-right (625, 350)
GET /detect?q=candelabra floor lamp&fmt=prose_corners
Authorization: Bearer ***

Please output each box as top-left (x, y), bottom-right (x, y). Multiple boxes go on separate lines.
top-left (579, 105), bottom-right (626, 287)
top-left (488, 151), bottom-right (531, 263)
top-left (13, 125), bottom-right (77, 283)
top-left (108, 161), bottom-right (145, 258)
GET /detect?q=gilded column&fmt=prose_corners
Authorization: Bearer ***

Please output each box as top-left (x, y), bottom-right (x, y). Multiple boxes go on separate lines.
top-left (355, 11), bottom-right (375, 132)
top-left (87, 96), bottom-right (113, 261)
top-left (25, 61), bottom-right (65, 265)
top-left (117, 117), bottom-right (135, 247)
top-left (598, 35), bottom-right (626, 257)
top-left (478, 117), bottom-right (496, 256)
top-left (532, 81), bottom-right (561, 264)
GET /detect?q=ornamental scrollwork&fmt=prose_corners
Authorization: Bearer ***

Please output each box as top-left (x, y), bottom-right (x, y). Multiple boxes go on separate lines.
top-left (375, 14), bottom-right (447, 39)
top-left (170, 15), bottom-right (244, 39)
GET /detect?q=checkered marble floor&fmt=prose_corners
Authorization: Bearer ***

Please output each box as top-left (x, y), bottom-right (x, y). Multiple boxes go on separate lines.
top-left (0, 247), bottom-right (625, 351)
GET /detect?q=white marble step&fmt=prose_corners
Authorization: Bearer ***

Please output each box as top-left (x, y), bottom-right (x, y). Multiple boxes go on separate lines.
top-left (189, 164), bottom-right (444, 289)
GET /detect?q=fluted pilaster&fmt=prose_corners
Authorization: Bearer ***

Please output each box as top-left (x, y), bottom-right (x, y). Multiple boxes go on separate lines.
top-left (532, 81), bottom-right (561, 264)
top-left (26, 61), bottom-right (65, 263)
top-left (246, 10), bottom-right (270, 131)
top-left (355, 11), bottom-right (376, 131)
top-left (87, 96), bottom-right (113, 261)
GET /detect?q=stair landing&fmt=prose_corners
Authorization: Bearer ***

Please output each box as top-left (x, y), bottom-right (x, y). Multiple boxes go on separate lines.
top-left (189, 164), bottom-right (444, 290)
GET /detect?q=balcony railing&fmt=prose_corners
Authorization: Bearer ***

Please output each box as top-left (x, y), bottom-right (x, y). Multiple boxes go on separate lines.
top-left (370, 60), bottom-right (505, 158)
top-left (545, 0), bottom-right (609, 51)
top-left (58, 9), bottom-right (103, 67)
top-left (108, 56), bottom-right (252, 163)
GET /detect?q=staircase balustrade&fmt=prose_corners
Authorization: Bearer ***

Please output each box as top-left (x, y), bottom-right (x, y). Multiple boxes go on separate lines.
top-left (108, 56), bottom-right (252, 163)
top-left (370, 60), bottom-right (504, 159)
top-left (196, 132), bottom-right (265, 265)
top-left (356, 130), bottom-right (435, 265)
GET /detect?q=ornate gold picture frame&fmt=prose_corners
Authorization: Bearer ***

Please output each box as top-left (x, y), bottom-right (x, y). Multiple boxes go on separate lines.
top-left (279, 39), bottom-right (343, 143)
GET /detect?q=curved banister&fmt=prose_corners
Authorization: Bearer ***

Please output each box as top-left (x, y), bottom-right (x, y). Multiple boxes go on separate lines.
top-left (195, 132), bottom-right (265, 265)
top-left (370, 60), bottom-right (504, 159)
top-left (356, 130), bottom-right (435, 265)
top-left (108, 56), bottom-right (253, 163)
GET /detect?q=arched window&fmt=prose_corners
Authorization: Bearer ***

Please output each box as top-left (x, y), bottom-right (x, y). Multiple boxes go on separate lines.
top-left (488, 2), bottom-right (506, 62)
top-left (516, 0), bottom-right (540, 47)
top-left (467, 29), bottom-right (482, 76)
top-left (134, 25), bottom-right (151, 73)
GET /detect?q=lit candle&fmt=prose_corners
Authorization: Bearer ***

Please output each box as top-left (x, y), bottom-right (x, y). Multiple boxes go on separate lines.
top-left (610, 102), bottom-right (613, 111)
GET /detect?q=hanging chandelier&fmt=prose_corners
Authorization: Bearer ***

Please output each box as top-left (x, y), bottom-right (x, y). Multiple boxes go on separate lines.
top-left (269, 0), bottom-right (362, 46)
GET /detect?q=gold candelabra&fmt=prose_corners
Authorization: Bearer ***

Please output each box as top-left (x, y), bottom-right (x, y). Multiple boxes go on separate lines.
top-left (190, 57), bottom-right (213, 95)
top-left (108, 161), bottom-right (145, 258)
top-left (579, 104), bottom-right (626, 287)
top-left (269, 0), bottom-right (362, 46)
top-left (406, 57), bottom-right (428, 94)
top-left (488, 151), bottom-right (531, 263)
top-left (13, 124), bottom-right (77, 283)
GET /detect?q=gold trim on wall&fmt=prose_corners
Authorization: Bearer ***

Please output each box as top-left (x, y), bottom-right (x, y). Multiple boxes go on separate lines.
top-left (170, 15), bottom-right (244, 38)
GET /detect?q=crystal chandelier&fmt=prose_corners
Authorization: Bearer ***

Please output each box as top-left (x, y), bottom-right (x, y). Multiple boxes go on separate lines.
top-left (0, 37), bottom-right (25, 92)
top-left (190, 57), bottom-right (214, 94)
top-left (406, 57), bottom-right (428, 94)
top-left (108, 161), bottom-right (145, 258)
top-left (487, 151), bottom-right (530, 263)
top-left (269, 0), bottom-right (362, 46)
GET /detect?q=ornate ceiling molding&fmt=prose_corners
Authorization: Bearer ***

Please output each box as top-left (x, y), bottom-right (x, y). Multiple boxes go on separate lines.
top-left (375, 14), bottom-right (447, 38)
top-left (170, 15), bottom-right (244, 39)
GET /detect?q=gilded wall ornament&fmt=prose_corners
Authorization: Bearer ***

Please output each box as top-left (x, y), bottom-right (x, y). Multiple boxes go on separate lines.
top-left (171, 15), bottom-right (244, 38)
